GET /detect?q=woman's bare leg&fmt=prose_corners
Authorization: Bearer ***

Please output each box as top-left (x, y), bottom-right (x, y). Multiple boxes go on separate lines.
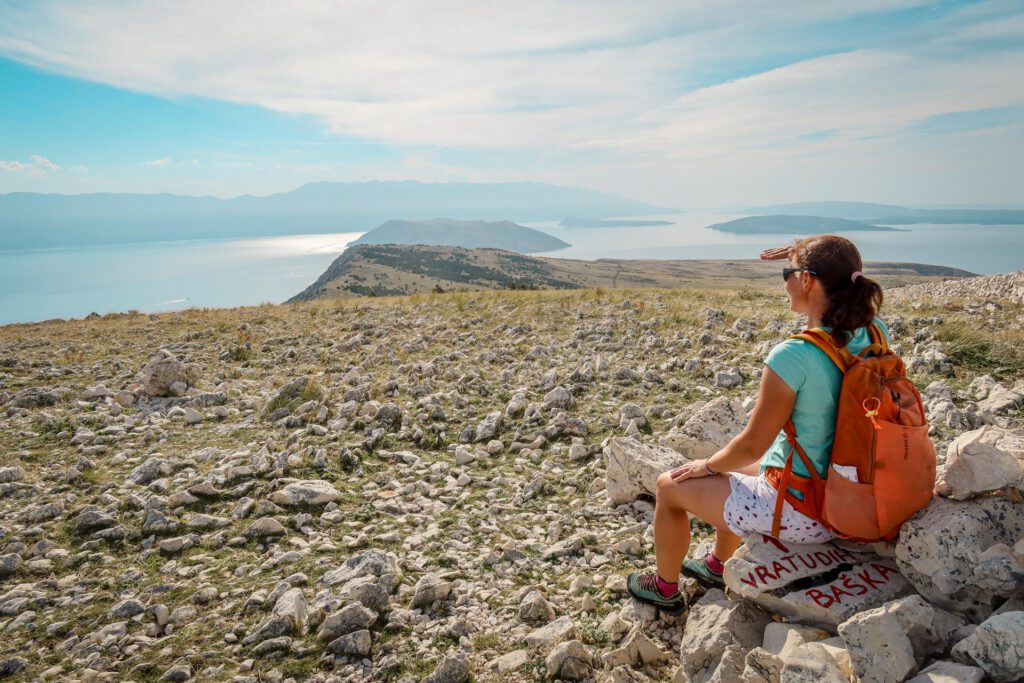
top-left (653, 471), bottom-right (736, 583)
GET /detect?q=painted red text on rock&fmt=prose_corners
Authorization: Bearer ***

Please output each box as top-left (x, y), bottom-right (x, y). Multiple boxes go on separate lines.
top-left (737, 547), bottom-right (860, 589)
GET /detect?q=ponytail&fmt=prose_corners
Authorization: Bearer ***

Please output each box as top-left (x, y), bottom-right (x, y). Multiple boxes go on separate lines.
top-left (792, 235), bottom-right (884, 346)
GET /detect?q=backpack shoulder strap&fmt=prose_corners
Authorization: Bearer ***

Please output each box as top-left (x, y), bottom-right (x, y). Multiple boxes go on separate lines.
top-left (790, 322), bottom-right (891, 370)
top-left (789, 328), bottom-right (853, 373)
top-left (866, 321), bottom-right (890, 354)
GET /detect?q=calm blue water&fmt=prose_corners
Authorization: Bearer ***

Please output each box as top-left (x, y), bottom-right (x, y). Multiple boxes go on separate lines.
top-left (3, 212), bottom-right (1023, 325)
top-left (0, 232), bottom-right (363, 325)
top-left (527, 213), bottom-right (1024, 275)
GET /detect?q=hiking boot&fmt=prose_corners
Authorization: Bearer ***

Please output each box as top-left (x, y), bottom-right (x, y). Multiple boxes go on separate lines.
top-left (681, 556), bottom-right (725, 590)
top-left (626, 572), bottom-right (686, 615)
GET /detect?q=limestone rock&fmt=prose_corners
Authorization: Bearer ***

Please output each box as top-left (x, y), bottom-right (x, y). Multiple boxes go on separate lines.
top-left (543, 386), bottom-right (576, 411)
top-left (604, 437), bottom-right (688, 505)
top-left (139, 349), bottom-right (197, 397)
top-left (422, 652), bottom-right (470, 683)
top-left (160, 665), bottom-right (192, 681)
top-left (475, 411), bottom-right (503, 442)
top-left (270, 480), bottom-right (343, 506)
top-left (708, 643), bottom-right (747, 683)
top-left (318, 603), bottom-right (377, 642)
top-left (936, 426), bottom-right (1024, 499)
top-left (327, 628), bottom-right (372, 656)
top-left (724, 537), bottom-right (912, 629)
top-left (678, 589), bottom-right (771, 681)
top-left (951, 611), bottom-right (1024, 683)
top-left (907, 660), bottom-right (985, 683)
top-left (321, 549), bottom-right (400, 587)
top-left (489, 649), bottom-right (530, 674)
top-left (779, 643), bottom-right (849, 682)
top-left (545, 640), bottom-right (594, 680)
top-left (659, 397), bottom-right (745, 458)
top-left (525, 615), bottom-right (575, 649)
top-left (895, 497), bottom-right (1024, 619)
top-left (519, 590), bottom-right (556, 624)
top-left (271, 587), bottom-right (306, 634)
top-left (601, 626), bottom-right (668, 669)
top-left (0, 553), bottom-right (22, 578)
top-left (410, 573), bottom-right (452, 609)
top-left (742, 647), bottom-right (783, 683)
top-left (244, 517), bottom-right (286, 538)
top-left (840, 612), bottom-right (915, 681)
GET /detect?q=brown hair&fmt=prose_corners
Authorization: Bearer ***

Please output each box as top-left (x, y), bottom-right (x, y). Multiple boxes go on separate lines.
top-left (792, 234), bottom-right (884, 346)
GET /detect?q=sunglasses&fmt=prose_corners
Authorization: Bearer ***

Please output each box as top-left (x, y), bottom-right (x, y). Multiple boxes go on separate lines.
top-left (783, 267), bottom-right (817, 281)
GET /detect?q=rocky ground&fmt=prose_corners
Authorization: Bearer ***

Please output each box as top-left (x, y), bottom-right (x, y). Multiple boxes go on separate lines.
top-left (0, 275), bottom-right (1021, 682)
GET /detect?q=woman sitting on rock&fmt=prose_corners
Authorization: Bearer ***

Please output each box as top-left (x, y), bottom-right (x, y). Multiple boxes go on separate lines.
top-left (626, 234), bottom-right (889, 614)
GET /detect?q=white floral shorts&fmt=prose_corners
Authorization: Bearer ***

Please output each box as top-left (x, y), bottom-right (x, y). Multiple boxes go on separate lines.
top-left (723, 472), bottom-right (835, 544)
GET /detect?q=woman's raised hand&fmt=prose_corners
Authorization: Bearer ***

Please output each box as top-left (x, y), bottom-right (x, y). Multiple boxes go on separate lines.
top-left (759, 246), bottom-right (792, 261)
top-left (669, 459), bottom-right (712, 483)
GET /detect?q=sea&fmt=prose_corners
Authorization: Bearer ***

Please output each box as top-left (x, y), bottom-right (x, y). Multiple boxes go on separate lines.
top-left (2, 211), bottom-right (1023, 325)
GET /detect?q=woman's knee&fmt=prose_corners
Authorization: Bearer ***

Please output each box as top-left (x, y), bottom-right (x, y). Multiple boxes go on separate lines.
top-left (656, 471), bottom-right (686, 509)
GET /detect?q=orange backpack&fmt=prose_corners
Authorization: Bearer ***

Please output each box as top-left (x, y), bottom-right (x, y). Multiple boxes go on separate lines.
top-left (765, 323), bottom-right (936, 542)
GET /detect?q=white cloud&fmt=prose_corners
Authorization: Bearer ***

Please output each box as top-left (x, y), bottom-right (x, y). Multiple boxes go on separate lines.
top-left (0, 155), bottom-right (62, 176)
top-left (0, 0), bottom-right (948, 151)
top-left (143, 157), bottom-right (171, 167)
top-left (0, 1), bottom-right (1021, 204)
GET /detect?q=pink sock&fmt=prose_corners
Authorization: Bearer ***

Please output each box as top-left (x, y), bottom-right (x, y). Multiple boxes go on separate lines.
top-left (705, 552), bottom-right (724, 575)
top-left (655, 575), bottom-right (678, 597)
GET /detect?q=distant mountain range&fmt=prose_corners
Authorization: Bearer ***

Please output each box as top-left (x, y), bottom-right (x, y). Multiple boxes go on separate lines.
top-left (351, 218), bottom-right (569, 253)
top-left (709, 215), bottom-right (905, 234)
top-left (0, 181), bottom-right (669, 250)
top-left (738, 201), bottom-right (1024, 225)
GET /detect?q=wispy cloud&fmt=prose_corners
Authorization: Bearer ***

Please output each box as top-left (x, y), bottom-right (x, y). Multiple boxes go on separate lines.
top-left (0, 1), bottom-right (1021, 204)
top-left (0, 155), bottom-right (62, 176)
top-left (143, 157), bottom-right (171, 167)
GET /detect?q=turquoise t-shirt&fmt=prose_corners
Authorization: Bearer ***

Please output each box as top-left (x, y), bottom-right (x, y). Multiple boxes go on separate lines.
top-left (759, 318), bottom-right (891, 480)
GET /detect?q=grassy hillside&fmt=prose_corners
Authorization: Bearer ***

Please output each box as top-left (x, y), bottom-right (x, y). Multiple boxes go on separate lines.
top-left (288, 244), bottom-right (975, 302)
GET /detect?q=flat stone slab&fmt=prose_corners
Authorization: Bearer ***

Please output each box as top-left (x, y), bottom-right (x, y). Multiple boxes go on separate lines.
top-left (724, 536), bottom-right (913, 630)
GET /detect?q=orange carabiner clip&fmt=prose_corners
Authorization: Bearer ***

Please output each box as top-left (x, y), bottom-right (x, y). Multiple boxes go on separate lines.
top-left (862, 397), bottom-right (881, 430)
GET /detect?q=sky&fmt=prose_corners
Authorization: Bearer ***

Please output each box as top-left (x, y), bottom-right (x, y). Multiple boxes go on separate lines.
top-left (0, 0), bottom-right (1022, 208)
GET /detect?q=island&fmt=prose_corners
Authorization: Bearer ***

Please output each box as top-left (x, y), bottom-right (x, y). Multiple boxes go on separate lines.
top-left (350, 218), bottom-right (570, 253)
top-left (738, 202), bottom-right (1024, 224)
top-left (708, 215), bottom-right (905, 234)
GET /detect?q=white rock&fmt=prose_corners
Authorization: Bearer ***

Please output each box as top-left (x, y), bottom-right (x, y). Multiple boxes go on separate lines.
top-left (907, 660), bottom-right (985, 683)
top-left (525, 615), bottom-right (575, 649)
top-left (658, 397), bottom-right (746, 458)
top-left (936, 426), bottom-right (1023, 499)
top-left (951, 611), bottom-right (1024, 683)
top-left (779, 643), bottom-right (849, 682)
top-left (724, 537), bottom-right (912, 629)
top-left (410, 573), bottom-right (452, 609)
top-left (271, 588), bottom-right (307, 635)
top-left (270, 480), bottom-right (343, 507)
top-left (604, 437), bottom-right (688, 505)
top-left (545, 640), bottom-right (594, 681)
top-left (678, 589), bottom-right (771, 681)
top-left (489, 649), bottom-right (530, 673)
top-left (895, 497), bottom-right (1024, 619)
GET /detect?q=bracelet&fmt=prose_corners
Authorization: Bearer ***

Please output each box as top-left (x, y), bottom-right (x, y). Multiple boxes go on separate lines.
top-left (704, 459), bottom-right (718, 475)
